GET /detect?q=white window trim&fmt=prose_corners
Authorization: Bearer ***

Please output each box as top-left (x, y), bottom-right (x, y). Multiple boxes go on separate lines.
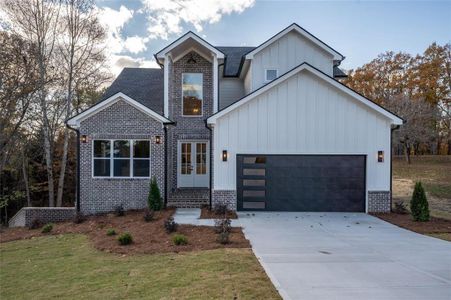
top-left (92, 139), bottom-right (151, 179)
top-left (182, 72), bottom-right (203, 117)
top-left (265, 68), bottom-right (278, 82)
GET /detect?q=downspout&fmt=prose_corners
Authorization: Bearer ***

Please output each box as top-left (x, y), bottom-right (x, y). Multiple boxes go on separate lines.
top-left (163, 125), bottom-right (168, 208)
top-left (163, 122), bottom-right (175, 209)
top-left (66, 123), bottom-right (80, 213)
top-left (205, 120), bottom-right (213, 210)
top-left (390, 125), bottom-right (401, 212)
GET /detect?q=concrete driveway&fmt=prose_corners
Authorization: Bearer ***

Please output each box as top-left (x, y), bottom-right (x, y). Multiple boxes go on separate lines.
top-left (238, 212), bottom-right (451, 300)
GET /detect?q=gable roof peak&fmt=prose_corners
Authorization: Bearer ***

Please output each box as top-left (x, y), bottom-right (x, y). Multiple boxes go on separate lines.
top-left (245, 23), bottom-right (345, 61)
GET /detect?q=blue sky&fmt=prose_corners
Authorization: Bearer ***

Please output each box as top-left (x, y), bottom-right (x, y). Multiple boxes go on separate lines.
top-left (96, 0), bottom-right (451, 75)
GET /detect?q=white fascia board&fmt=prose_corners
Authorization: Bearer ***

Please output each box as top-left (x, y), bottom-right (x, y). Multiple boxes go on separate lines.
top-left (66, 92), bottom-right (172, 128)
top-left (245, 24), bottom-right (344, 61)
top-left (155, 32), bottom-right (224, 61)
top-left (207, 63), bottom-right (403, 125)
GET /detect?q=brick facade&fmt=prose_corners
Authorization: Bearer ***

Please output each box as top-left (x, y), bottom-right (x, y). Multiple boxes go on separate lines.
top-left (166, 51), bottom-right (212, 206)
top-left (79, 99), bottom-right (165, 215)
top-left (367, 191), bottom-right (391, 213)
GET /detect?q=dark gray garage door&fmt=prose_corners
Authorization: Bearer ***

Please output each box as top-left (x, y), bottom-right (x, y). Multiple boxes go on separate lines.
top-left (237, 155), bottom-right (366, 212)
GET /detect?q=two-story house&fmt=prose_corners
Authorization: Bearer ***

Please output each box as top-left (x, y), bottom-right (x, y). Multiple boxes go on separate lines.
top-left (67, 23), bottom-right (403, 215)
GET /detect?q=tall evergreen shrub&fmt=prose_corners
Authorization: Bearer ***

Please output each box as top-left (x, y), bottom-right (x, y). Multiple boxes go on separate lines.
top-left (148, 176), bottom-right (163, 211)
top-left (410, 182), bottom-right (430, 222)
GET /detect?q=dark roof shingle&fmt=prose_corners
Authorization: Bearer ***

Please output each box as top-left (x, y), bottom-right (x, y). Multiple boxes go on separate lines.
top-left (100, 68), bottom-right (164, 115)
top-left (216, 46), bottom-right (255, 77)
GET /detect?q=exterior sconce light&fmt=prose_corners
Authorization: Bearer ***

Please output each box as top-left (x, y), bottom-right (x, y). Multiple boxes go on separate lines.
top-left (80, 135), bottom-right (88, 143)
top-left (222, 150), bottom-right (228, 162)
top-left (377, 151), bottom-right (384, 163)
top-left (155, 136), bottom-right (162, 144)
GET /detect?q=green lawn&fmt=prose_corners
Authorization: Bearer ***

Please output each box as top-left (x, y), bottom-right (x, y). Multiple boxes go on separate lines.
top-left (0, 234), bottom-right (280, 300)
top-left (393, 155), bottom-right (451, 220)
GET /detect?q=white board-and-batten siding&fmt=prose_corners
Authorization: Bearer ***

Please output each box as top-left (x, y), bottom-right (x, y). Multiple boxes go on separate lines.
top-left (251, 31), bottom-right (334, 91)
top-left (213, 70), bottom-right (392, 193)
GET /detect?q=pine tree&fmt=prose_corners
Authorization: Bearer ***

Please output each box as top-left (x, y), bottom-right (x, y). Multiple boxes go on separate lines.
top-left (148, 177), bottom-right (162, 211)
top-left (410, 182), bottom-right (430, 222)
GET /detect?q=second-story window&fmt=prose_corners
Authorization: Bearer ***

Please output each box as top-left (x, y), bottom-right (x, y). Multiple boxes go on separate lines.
top-left (182, 73), bottom-right (203, 116)
top-left (265, 69), bottom-right (278, 82)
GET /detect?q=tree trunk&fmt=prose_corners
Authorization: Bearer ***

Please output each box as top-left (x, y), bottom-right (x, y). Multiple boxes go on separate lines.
top-left (404, 144), bottom-right (411, 164)
top-left (22, 151), bottom-right (31, 207)
top-left (56, 127), bottom-right (70, 206)
top-left (56, 37), bottom-right (74, 207)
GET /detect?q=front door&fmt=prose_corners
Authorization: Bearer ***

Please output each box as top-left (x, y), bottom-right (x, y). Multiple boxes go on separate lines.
top-left (177, 141), bottom-right (209, 188)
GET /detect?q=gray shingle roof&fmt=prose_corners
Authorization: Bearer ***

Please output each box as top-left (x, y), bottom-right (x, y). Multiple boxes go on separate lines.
top-left (216, 46), bottom-right (255, 77)
top-left (100, 68), bottom-right (164, 115)
top-left (333, 66), bottom-right (347, 78)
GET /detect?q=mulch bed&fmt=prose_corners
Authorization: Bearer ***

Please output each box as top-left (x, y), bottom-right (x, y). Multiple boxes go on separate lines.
top-left (0, 209), bottom-right (250, 255)
top-left (199, 207), bottom-right (238, 219)
top-left (373, 212), bottom-right (451, 234)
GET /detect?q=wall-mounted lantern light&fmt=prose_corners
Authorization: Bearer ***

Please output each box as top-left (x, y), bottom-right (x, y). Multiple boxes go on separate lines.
top-left (222, 150), bottom-right (228, 162)
top-left (155, 136), bottom-right (161, 144)
top-left (377, 151), bottom-right (384, 162)
top-left (80, 135), bottom-right (88, 143)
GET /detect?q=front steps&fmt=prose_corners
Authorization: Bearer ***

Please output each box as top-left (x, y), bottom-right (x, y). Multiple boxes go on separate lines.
top-left (167, 189), bottom-right (209, 208)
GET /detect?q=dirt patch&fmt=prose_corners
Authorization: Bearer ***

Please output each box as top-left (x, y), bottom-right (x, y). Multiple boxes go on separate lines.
top-left (374, 212), bottom-right (451, 236)
top-left (0, 209), bottom-right (250, 254)
top-left (199, 207), bottom-right (238, 219)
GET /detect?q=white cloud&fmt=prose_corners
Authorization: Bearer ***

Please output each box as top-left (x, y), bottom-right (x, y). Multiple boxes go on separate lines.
top-left (141, 0), bottom-right (255, 40)
top-left (124, 36), bottom-right (149, 54)
top-left (98, 5), bottom-right (134, 54)
top-left (110, 54), bottom-right (159, 77)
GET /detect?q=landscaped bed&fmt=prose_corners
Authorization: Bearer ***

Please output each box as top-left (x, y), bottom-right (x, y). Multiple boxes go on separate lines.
top-left (0, 209), bottom-right (249, 254)
top-left (374, 213), bottom-right (451, 241)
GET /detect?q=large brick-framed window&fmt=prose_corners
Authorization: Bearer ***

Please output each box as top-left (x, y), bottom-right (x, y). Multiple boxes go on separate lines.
top-left (182, 73), bottom-right (203, 116)
top-left (92, 139), bottom-right (151, 178)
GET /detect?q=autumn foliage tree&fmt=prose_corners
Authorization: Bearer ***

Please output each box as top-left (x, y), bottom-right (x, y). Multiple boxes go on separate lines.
top-left (343, 43), bottom-right (451, 158)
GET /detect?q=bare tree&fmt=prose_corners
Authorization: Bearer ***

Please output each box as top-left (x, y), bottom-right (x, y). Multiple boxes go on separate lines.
top-left (55, 0), bottom-right (107, 206)
top-left (0, 32), bottom-right (39, 174)
top-left (386, 95), bottom-right (438, 163)
top-left (4, 0), bottom-right (61, 206)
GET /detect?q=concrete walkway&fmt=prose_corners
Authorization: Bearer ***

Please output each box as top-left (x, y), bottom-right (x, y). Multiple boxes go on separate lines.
top-left (173, 208), bottom-right (239, 226)
top-left (238, 212), bottom-right (451, 300)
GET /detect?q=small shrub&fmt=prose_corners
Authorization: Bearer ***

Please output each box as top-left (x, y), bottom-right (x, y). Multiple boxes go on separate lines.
top-left (217, 231), bottom-right (230, 244)
top-left (213, 204), bottom-right (227, 216)
top-left (214, 218), bottom-right (231, 234)
top-left (118, 232), bottom-right (133, 245)
top-left (106, 228), bottom-right (116, 236)
top-left (28, 219), bottom-right (43, 230)
top-left (148, 176), bottom-right (163, 211)
top-left (143, 209), bottom-right (155, 222)
top-left (164, 217), bottom-right (178, 233)
top-left (41, 223), bottom-right (53, 233)
top-left (410, 182), bottom-right (430, 222)
top-left (114, 205), bottom-right (125, 217)
top-left (393, 201), bottom-right (408, 214)
top-left (73, 212), bottom-right (85, 224)
top-left (172, 234), bottom-right (188, 245)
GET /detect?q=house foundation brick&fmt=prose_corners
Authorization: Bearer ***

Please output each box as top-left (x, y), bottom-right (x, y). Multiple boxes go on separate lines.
top-left (368, 191), bottom-right (391, 213)
top-left (212, 190), bottom-right (237, 210)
